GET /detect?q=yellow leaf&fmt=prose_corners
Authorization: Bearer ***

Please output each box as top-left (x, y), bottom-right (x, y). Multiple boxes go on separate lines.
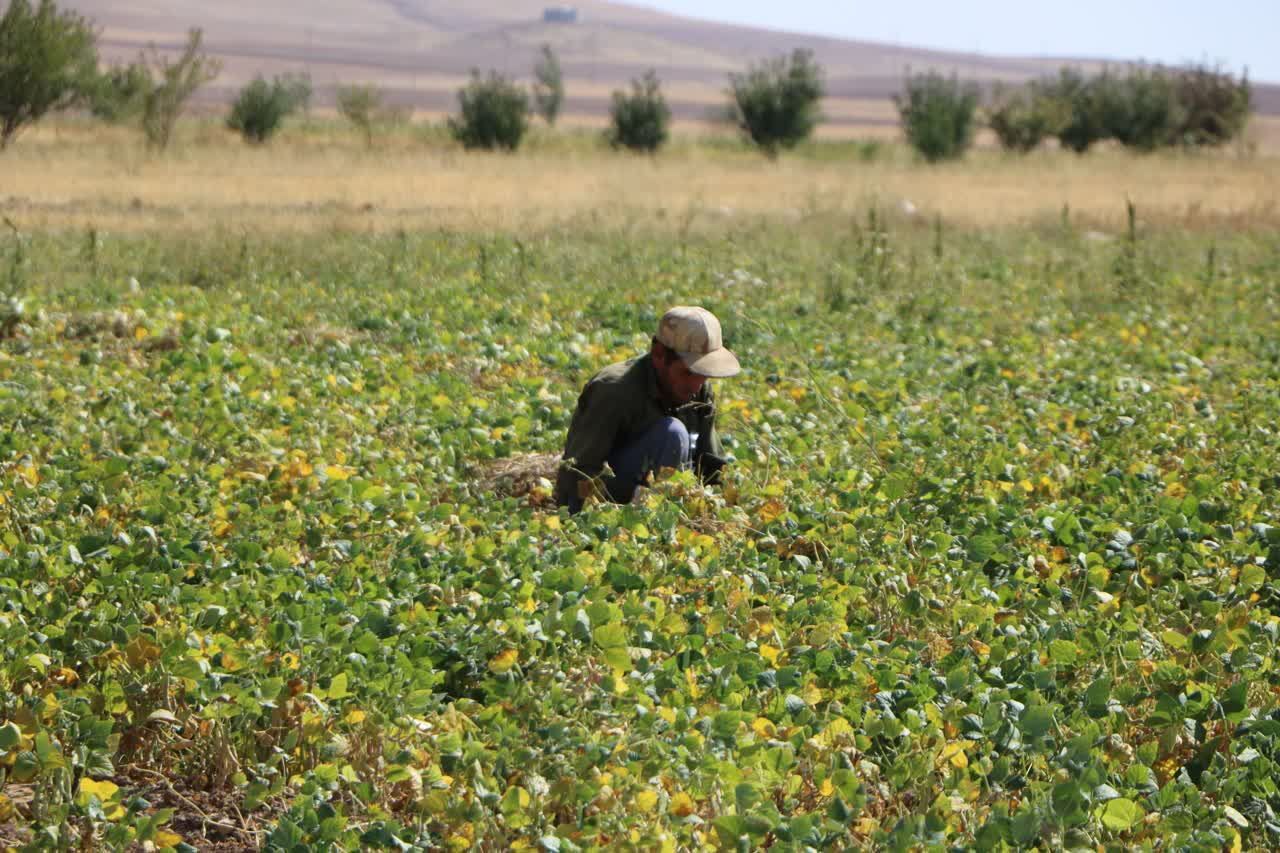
top-left (0, 794), bottom-right (14, 822)
top-left (801, 682), bottom-right (822, 706)
top-left (52, 667), bottom-right (79, 686)
top-left (670, 791), bottom-right (696, 817)
top-left (324, 465), bottom-right (352, 481)
top-left (345, 709), bottom-right (367, 725)
top-left (685, 668), bottom-right (700, 700)
top-left (658, 707), bottom-right (676, 725)
top-left (125, 636), bottom-right (161, 668)
top-left (759, 644), bottom-right (780, 665)
top-left (17, 464), bottom-right (39, 487)
top-left (758, 498), bottom-right (785, 524)
top-left (938, 741), bottom-right (969, 769)
top-left (634, 789), bottom-right (659, 812)
top-left (820, 778), bottom-right (834, 797)
top-left (488, 648), bottom-right (519, 674)
top-left (752, 717), bottom-right (776, 738)
top-left (79, 778), bottom-right (124, 818)
top-left (154, 830), bottom-right (183, 848)
top-left (827, 717), bottom-right (853, 737)
top-left (705, 612), bottom-right (726, 636)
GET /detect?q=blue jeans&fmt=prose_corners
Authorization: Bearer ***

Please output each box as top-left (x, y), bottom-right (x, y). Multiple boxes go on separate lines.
top-left (565, 417), bottom-right (690, 512)
top-left (607, 416), bottom-right (691, 503)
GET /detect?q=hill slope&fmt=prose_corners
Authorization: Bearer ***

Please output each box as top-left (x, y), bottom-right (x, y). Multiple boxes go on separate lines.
top-left (65, 0), bottom-right (1279, 124)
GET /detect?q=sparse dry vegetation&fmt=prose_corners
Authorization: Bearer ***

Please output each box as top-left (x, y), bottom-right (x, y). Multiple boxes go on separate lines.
top-left (1, 117), bottom-right (1277, 235)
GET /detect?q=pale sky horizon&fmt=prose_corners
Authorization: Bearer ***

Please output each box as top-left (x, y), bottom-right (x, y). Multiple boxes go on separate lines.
top-left (635, 1), bottom-right (1279, 84)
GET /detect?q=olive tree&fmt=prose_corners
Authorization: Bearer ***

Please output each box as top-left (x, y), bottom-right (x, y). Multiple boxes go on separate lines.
top-left (895, 70), bottom-right (980, 162)
top-left (449, 70), bottom-right (530, 151)
top-left (728, 49), bottom-right (824, 157)
top-left (227, 73), bottom-right (309, 144)
top-left (606, 70), bottom-right (670, 153)
top-left (140, 28), bottom-right (221, 151)
top-left (532, 43), bottom-right (563, 126)
top-left (87, 61), bottom-right (152, 124)
top-left (0, 0), bottom-right (98, 149)
top-left (337, 84), bottom-right (407, 148)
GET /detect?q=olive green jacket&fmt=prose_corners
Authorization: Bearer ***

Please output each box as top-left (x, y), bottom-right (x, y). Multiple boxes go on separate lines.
top-left (554, 353), bottom-right (724, 508)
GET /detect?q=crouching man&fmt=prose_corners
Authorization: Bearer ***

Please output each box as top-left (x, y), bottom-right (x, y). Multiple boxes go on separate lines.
top-left (555, 306), bottom-right (740, 513)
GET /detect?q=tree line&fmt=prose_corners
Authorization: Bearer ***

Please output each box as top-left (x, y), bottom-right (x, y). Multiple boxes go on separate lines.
top-left (0, 0), bottom-right (1254, 160)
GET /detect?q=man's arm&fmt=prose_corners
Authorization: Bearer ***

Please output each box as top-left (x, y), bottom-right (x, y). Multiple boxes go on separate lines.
top-left (555, 382), bottom-right (623, 512)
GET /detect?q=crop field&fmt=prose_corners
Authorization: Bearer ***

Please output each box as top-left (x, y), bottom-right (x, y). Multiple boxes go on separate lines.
top-left (2, 135), bottom-right (1280, 850)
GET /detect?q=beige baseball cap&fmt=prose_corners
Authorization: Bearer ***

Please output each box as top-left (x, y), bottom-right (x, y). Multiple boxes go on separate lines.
top-left (657, 306), bottom-right (741, 378)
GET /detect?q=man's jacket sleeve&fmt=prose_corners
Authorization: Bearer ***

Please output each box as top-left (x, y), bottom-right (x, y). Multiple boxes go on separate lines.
top-left (555, 381), bottom-right (622, 510)
top-left (693, 385), bottom-right (727, 484)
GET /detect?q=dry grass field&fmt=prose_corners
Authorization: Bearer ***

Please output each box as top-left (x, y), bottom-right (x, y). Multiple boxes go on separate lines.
top-left (2, 117), bottom-right (1277, 236)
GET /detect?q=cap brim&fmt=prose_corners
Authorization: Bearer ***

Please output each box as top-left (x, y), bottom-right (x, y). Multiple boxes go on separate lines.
top-left (681, 347), bottom-right (740, 378)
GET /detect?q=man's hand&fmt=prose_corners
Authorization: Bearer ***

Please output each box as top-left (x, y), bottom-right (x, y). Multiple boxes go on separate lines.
top-left (697, 453), bottom-right (727, 485)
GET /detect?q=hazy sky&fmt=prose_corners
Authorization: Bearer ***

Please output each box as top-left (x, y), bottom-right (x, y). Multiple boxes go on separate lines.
top-left (638, 0), bottom-right (1279, 83)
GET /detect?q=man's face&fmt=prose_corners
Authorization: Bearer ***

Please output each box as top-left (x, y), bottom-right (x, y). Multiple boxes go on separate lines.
top-left (656, 347), bottom-right (706, 405)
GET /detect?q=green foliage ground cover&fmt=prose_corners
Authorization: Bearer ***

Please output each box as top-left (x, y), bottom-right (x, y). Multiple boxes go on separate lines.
top-left (1, 219), bottom-right (1280, 850)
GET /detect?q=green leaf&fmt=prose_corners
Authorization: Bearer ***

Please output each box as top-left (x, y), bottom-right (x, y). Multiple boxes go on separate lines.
top-left (1021, 706), bottom-right (1054, 739)
top-left (1096, 797), bottom-right (1144, 831)
top-left (593, 623), bottom-right (626, 649)
top-left (881, 473), bottom-right (911, 501)
top-left (1084, 676), bottom-right (1112, 717)
top-left (327, 672), bottom-right (350, 700)
top-left (0, 722), bottom-right (21, 750)
top-left (966, 533), bottom-right (1003, 563)
top-left (1238, 564), bottom-right (1266, 590)
top-left (1048, 639), bottom-right (1078, 665)
top-left (1011, 808), bottom-right (1041, 844)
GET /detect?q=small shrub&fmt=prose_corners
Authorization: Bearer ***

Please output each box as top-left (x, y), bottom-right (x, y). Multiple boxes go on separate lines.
top-left (986, 83), bottom-right (1066, 153)
top-left (532, 43), bottom-right (564, 127)
top-left (606, 70), bottom-right (670, 153)
top-left (449, 70), bottom-right (530, 151)
top-left (336, 84), bottom-right (406, 148)
top-left (87, 61), bottom-right (152, 124)
top-left (728, 49), bottom-right (824, 157)
top-left (894, 70), bottom-right (979, 162)
top-left (226, 74), bottom-right (306, 144)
